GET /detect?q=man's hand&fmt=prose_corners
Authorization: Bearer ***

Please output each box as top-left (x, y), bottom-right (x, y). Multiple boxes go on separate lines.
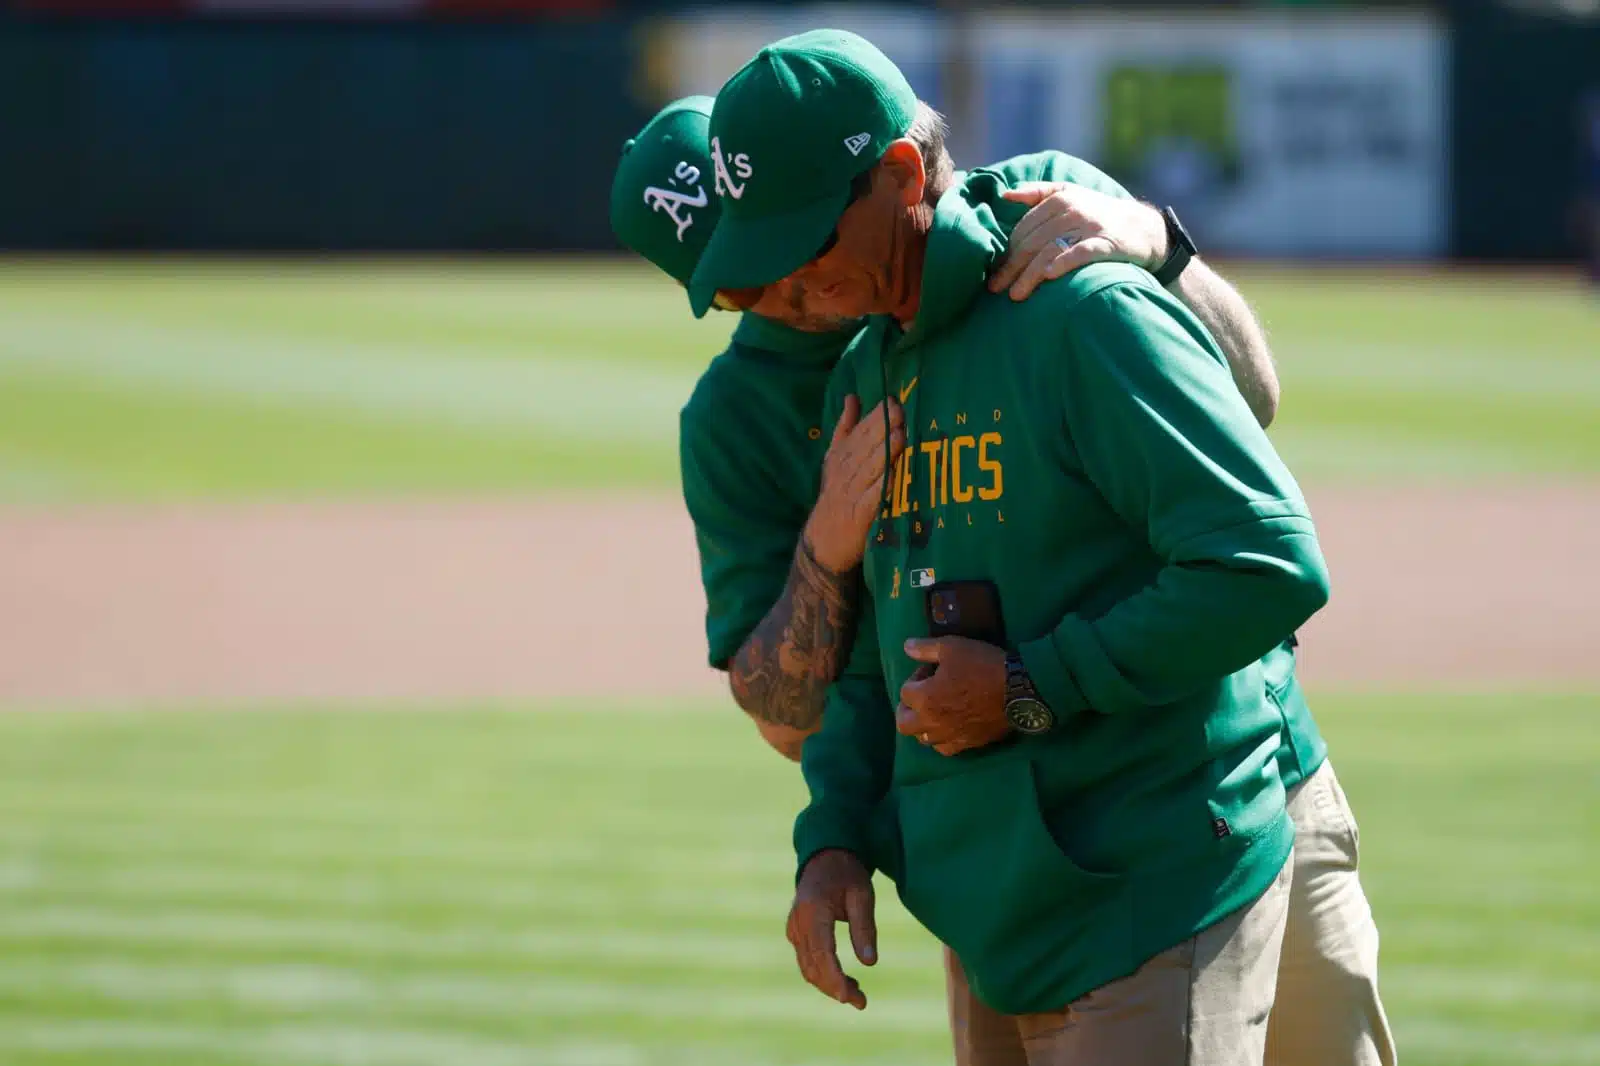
top-left (895, 637), bottom-right (1010, 756)
top-left (804, 395), bottom-right (907, 573)
top-left (988, 182), bottom-right (1170, 301)
top-left (787, 849), bottom-right (878, 1009)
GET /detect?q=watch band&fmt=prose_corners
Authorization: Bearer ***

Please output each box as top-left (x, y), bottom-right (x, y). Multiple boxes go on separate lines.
top-left (1004, 650), bottom-right (1040, 703)
top-left (1153, 206), bottom-right (1197, 287)
top-left (1003, 651), bottom-right (1056, 735)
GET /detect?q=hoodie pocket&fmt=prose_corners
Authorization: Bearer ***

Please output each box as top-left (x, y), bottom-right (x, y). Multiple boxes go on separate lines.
top-left (895, 758), bottom-right (1131, 1013)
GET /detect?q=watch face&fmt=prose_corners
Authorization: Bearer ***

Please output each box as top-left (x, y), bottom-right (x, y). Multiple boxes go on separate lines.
top-left (1007, 698), bottom-right (1055, 735)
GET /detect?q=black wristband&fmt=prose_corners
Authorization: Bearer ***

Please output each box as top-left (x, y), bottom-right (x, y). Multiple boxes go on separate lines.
top-left (1004, 650), bottom-right (1041, 703)
top-left (1153, 206), bottom-right (1197, 286)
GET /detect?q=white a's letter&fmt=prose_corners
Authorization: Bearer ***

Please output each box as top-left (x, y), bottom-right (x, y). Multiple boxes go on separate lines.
top-left (710, 136), bottom-right (750, 199)
top-left (642, 182), bottom-right (708, 242)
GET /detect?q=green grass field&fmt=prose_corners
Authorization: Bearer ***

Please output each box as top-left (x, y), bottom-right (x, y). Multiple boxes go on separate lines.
top-left (0, 259), bottom-right (1596, 500)
top-left (0, 696), bottom-right (1596, 1066)
top-left (1, 259), bottom-right (1597, 1064)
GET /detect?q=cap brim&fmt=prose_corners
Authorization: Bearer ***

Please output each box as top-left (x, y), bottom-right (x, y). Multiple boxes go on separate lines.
top-left (686, 188), bottom-right (850, 318)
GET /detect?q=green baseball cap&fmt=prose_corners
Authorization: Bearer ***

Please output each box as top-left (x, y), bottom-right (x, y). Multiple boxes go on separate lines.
top-left (686, 29), bottom-right (917, 318)
top-left (609, 96), bottom-right (719, 287)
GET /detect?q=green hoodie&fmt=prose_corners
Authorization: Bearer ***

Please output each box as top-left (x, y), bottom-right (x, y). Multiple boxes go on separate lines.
top-left (678, 150), bottom-right (1135, 670)
top-left (793, 160), bottom-right (1332, 1015)
top-left (679, 313), bottom-right (854, 667)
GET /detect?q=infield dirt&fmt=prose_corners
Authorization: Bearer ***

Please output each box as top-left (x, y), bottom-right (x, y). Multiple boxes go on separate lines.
top-left (0, 485), bottom-right (1595, 707)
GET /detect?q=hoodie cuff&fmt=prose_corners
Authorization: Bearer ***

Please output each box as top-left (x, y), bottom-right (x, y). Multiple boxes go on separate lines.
top-left (794, 804), bottom-right (877, 884)
top-left (1018, 628), bottom-right (1094, 721)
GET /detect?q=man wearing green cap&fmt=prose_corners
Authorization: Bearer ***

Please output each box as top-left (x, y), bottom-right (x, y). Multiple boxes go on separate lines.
top-left (689, 28), bottom-right (1393, 1066)
top-left (610, 88), bottom-right (1333, 1066)
top-left (611, 97), bottom-right (1282, 760)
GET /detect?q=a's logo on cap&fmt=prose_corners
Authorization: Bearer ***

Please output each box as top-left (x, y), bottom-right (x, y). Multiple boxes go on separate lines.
top-left (710, 136), bottom-right (754, 200)
top-left (843, 132), bottom-right (872, 156)
top-left (642, 161), bottom-right (708, 242)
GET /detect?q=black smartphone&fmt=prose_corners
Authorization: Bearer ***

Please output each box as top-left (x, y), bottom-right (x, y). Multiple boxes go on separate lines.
top-left (924, 579), bottom-right (1007, 646)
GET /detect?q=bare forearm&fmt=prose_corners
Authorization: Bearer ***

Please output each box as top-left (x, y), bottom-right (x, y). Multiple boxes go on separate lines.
top-left (728, 537), bottom-right (859, 737)
top-left (1168, 260), bottom-right (1279, 428)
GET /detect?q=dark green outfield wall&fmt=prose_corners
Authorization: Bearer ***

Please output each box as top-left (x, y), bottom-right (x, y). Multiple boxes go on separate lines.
top-left (1, 7), bottom-right (1595, 259)
top-left (0, 17), bottom-right (649, 250)
top-left (1449, 5), bottom-right (1598, 261)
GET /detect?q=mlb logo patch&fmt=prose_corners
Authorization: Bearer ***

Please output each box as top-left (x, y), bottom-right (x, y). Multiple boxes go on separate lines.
top-left (910, 568), bottom-right (936, 589)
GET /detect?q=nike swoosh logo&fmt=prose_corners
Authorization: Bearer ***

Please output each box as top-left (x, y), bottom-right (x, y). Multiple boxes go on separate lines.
top-left (898, 377), bottom-right (918, 403)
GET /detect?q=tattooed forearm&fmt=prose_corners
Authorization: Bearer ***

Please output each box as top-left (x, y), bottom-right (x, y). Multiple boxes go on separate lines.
top-left (728, 537), bottom-right (858, 732)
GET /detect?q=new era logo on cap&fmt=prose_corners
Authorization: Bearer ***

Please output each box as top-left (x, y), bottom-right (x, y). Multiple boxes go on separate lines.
top-left (843, 132), bottom-right (872, 156)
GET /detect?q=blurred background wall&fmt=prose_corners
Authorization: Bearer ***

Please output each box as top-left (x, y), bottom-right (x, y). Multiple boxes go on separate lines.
top-left (0, 0), bottom-right (1595, 263)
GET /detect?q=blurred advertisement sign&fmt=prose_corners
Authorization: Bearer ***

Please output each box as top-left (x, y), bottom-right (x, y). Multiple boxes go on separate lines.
top-left (977, 13), bottom-right (1448, 257)
top-left (650, 8), bottom-right (1447, 257)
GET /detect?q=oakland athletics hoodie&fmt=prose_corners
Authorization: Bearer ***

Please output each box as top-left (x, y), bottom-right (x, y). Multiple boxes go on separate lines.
top-left (793, 156), bottom-right (1331, 1015)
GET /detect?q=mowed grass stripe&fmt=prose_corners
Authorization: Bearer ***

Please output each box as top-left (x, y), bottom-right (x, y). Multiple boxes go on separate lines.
top-left (1, 260), bottom-right (1598, 499)
top-left (0, 1020), bottom-right (816, 1066)
top-left (4, 909), bottom-right (1595, 1014)
top-left (0, 796), bottom-right (774, 853)
top-left (2, 1019), bottom-right (1590, 1066)
top-left (1277, 381), bottom-right (1600, 476)
top-left (4, 816), bottom-right (1594, 921)
top-left (0, 887), bottom-right (926, 947)
top-left (0, 704), bottom-right (767, 778)
top-left (0, 311), bottom-right (687, 444)
top-left (0, 820), bottom-right (799, 881)
top-left (1230, 266), bottom-right (1597, 358)
top-left (7, 853), bottom-right (1592, 975)
top-left (7, 962), bottom-right (1583, 1066)
top-left (0, 258), bottom-right (736, 376)
top-left (8, 303), bottom-right (1593, 435)
top-left (1268, 425), bottom-right (1547, 482)
top-left (0, 451), bottom-right (93, 501)
top-left (0, 905), bottom-right (932, 978)
top-left (0, 957), bottom-right (947, 1034)
top-left (1, 696), bottom-right (1596, 1066)
top-left (0, 997), bottom-right (947, 1064)
top-left (0, 373), bottom-right (674, 499)
top-left (1282, 340), bottom-right (1600, 401)
top-left (0, 794), bottom-right (773, 842)
top-left (0, 857), bottom-right (798, 926)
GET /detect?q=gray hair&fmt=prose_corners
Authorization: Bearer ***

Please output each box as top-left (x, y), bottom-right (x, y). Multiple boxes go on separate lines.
top-left (908, 101), bottom-right (955, 201)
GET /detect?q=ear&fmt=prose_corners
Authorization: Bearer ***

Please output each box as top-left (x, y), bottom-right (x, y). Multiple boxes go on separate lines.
top-left (878, 140), bottom-right (927, 208)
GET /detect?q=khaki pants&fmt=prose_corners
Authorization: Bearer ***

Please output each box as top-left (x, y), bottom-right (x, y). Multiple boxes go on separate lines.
top-left (945, 761), bottom-right (1396, 1066)
top-left (1266, 762), bottom-right (1397, 1066)
top-left (948, 854), bottom-right (1289, 1066)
